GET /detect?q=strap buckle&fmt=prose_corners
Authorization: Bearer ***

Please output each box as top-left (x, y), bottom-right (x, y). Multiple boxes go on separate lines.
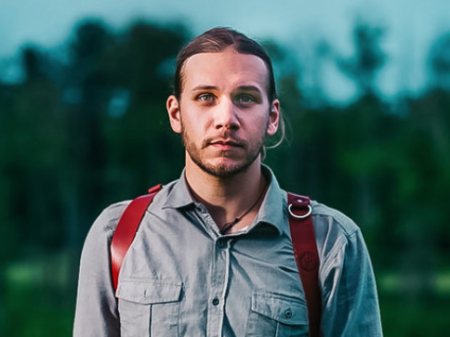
top-left (288, 196), bottom-right (312, 219)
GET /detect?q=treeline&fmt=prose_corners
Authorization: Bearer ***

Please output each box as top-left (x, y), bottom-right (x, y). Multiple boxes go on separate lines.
top-left (0, 18), bottom-right (450, 336)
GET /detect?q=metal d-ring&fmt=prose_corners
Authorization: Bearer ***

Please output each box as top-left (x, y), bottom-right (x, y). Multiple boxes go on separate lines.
top-left (288, 203), bottom-right (312, 219)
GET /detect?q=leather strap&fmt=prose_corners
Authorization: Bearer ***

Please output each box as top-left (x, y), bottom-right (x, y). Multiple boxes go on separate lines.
top-left (110, 184), bottom-right (162, 291)
top-left (288, 192), bottom-right (322, 337)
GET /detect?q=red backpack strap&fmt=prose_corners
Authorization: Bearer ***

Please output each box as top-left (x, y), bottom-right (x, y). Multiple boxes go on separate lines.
top-left (110, 184), bottom-right (162, 292)
top-left (287, 192), bottom-right (322, 337)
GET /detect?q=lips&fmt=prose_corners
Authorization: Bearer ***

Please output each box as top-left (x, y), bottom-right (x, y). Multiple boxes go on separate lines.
top-left (202, 136), bottom-right (247, 150)
top-left (209, 140), bottom-right (242, 147)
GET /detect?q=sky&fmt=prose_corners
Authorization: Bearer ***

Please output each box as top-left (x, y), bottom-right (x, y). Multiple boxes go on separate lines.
top-left (1, 0), bottom-right (450, 102)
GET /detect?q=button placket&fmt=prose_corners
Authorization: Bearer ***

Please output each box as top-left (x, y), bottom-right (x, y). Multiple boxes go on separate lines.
top-left (205, 231), bottom-right (230, 336)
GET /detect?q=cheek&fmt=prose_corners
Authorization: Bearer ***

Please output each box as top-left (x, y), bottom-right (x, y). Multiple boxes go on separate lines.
top-left (248, 121), bottom-right (269, 139)
top-left (184, 113), bottom-right (213, 134)
top-left (180, 116), bottom-right (204, 140)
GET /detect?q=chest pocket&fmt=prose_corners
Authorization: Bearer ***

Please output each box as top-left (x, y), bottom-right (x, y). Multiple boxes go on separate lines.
top-left (246, 291), bottom-right (309, 337)
top-left (116, 279), bottom-right (183, 337)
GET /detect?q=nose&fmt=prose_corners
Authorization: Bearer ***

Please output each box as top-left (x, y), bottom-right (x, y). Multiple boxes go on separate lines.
top-left (213, 98), bottom-right (240, 131)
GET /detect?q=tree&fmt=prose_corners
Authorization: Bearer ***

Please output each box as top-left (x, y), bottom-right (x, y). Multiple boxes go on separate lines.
top-left (337, 19), bottom-right (386, 97)
top-left (428, 32), bottom-right (450, 91)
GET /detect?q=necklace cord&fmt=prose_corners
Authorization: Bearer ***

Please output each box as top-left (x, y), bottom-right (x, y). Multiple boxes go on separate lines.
top-left (220, 183), bottom-right (267, 234)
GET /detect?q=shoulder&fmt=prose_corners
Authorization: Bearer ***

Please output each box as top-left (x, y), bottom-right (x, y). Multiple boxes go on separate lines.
top-left (306, 201), bottom-right (368, 278)
top-left (90, 200), bottom-right (132, 236)
top-left (310, 200), bottom-right (360, 238)
top-left (89, 181), bottom-right (178, 235)
top-left (308, 200), bottom-right (363, 261)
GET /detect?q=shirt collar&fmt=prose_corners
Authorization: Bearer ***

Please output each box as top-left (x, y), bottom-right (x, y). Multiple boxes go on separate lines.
top-left (162, 165), bottom-right (287, 235)
top-left (162, 169), bottom-right (196, 209)
top-left (253, 165), bottom-right (287, 235)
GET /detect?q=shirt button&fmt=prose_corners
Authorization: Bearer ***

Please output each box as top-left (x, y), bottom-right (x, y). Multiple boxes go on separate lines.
top-left (217, 240), bottom-right (226, 248)
top-left (212, 298), bottom-right (220, 306)
top-left (285, 309), bottom-right (293, 319)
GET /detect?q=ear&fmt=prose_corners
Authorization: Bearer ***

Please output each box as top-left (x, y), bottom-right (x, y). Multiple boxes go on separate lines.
top-left (266, 99), bottom-right (280, 136)
top-left (167, 95), bottom-right (182, 133)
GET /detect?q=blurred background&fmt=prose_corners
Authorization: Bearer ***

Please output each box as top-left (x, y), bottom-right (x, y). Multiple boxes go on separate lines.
top-left (1, 0), bottom-right (450, 336)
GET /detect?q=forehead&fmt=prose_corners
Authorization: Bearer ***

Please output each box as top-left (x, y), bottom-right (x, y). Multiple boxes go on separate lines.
top-left (181, 48), bottom-right (269, 92)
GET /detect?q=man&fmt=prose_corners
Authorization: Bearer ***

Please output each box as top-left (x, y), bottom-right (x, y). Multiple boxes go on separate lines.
top-left (74, 27), bottom-right (383, 336)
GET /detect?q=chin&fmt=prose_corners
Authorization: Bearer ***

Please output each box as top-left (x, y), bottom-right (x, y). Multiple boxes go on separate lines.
top-left (198, 158), bottom-right (256, 178)
top-left (187, 145), bottom-right (262, 179)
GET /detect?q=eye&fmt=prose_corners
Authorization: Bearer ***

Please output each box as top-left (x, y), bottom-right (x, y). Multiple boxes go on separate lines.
top-left (197, 93), bottom-right (215, 103)
top-left (235, 94), bottom-right (256, 106)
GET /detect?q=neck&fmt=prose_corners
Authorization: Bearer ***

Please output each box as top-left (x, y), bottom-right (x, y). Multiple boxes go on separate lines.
top-left (185, 159), bottom-right (266, 233)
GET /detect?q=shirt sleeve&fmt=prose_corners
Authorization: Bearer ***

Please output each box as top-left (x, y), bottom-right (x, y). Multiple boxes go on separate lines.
top-left (320, 229), bottom-right (383, 337)
top-left (73, 204), bottom-right (125, 337)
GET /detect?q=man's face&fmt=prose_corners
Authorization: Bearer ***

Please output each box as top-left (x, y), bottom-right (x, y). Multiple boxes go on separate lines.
top-left (167, 47), bottom-right (280, 178)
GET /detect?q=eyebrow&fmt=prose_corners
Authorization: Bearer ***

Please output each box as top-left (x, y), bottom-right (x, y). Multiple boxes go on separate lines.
top-left (190, 85), bottom-right (263, 93)
top-left (235, 85), bottom-right (262, 93)
top-left (190, 85), bottom-right (218, 92)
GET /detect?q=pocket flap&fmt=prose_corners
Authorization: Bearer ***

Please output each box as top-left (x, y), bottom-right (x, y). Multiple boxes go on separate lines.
top-left (116, 279), bottom-right (182, 305)
top-left (251, 291), bottom-right (308, 325)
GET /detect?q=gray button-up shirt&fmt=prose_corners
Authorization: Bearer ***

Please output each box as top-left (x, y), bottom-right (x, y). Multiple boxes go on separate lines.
top-left (74, 167), bottom-right (383, 337)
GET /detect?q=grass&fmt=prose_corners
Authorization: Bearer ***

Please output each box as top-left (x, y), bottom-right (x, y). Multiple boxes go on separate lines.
top-left (380, 295), bottom-right (450, 337)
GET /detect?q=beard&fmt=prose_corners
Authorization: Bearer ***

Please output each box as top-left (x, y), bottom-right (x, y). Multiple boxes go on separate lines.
top-left (181, 122), bottom-right (266, 179)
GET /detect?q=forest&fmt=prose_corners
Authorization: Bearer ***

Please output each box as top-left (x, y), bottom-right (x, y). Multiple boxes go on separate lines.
top-left (1, 18), bottom-right (449, 336)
